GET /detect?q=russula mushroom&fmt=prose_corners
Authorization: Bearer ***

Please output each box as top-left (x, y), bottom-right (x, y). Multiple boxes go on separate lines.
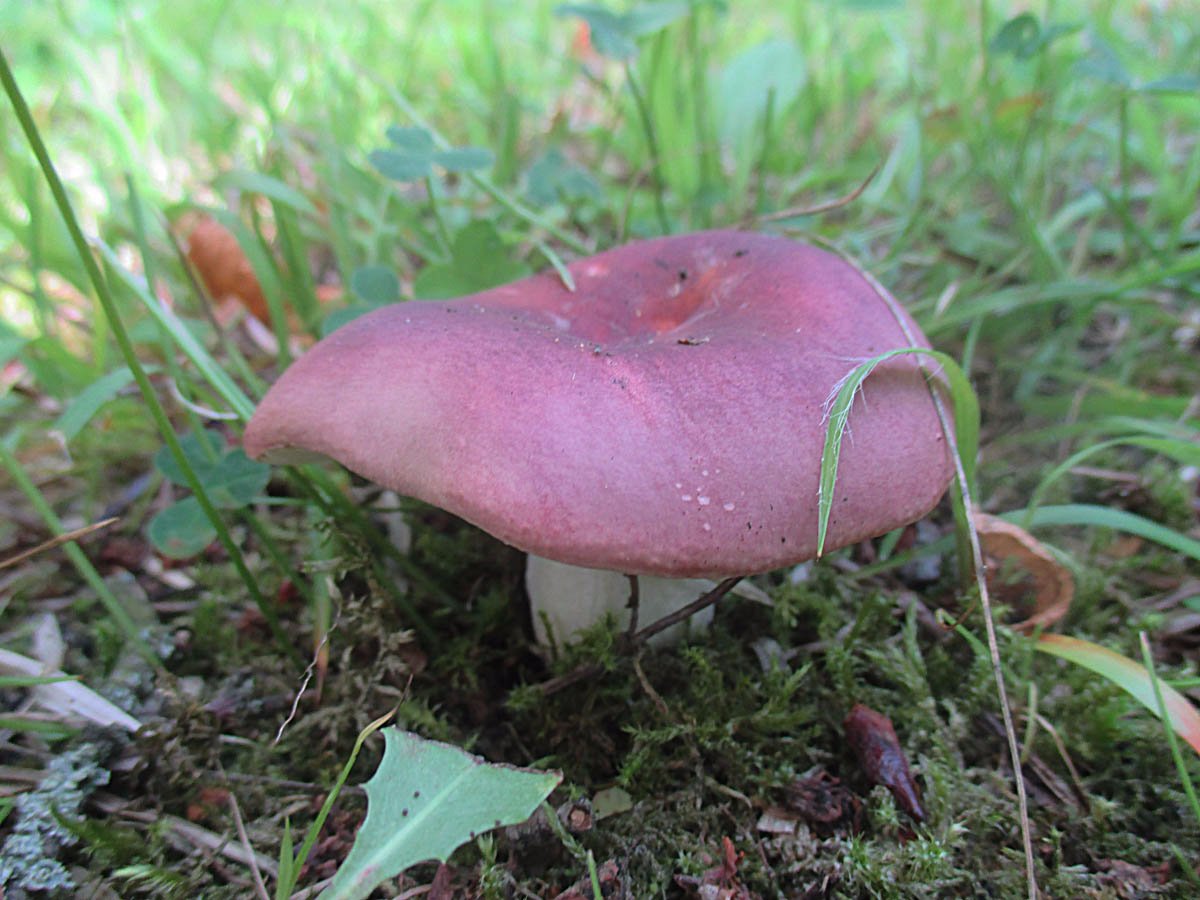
top-left (243, 230), bottom-right (954, 645)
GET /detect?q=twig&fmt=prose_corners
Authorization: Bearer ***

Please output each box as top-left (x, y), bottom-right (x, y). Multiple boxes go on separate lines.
top-left (93, 793), bottom-right (280, 878)
top-left (632, 653), bottom-right (669, 718)
top-left (226, 790), bottom-right (271, 900)
top-left (535, 576), bottom-right (744, 696)
top-left (534, 662), bottom-right (606, 696)
top-left (632, 576), bottom-right (743, 644)
top-left (0, 518), bottom-right (118, 570)
top-left (746, 164), bottom-right (881, 227)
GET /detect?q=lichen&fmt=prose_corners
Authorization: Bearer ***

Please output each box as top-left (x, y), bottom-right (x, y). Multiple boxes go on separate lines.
top-left (0, 743), bottom-right (111, 893)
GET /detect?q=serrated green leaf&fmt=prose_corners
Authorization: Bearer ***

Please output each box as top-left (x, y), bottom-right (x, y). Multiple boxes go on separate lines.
top-left (350, 265), bottom-right (401, 305)
top-left (148, 497), bottom-right (215, 558)
top-left (321, 729), bottom-right (560, 900)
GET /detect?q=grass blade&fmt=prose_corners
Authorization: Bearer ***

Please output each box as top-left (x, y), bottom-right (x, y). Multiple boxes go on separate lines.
top-left (1005, 505), bottom-right (1200, 564)
top-left (1037, 634), bottom-right (1200, 758)
top-left (0, 47), bottom-right (299, 669)
top-left (817, 347), bottom-right (979, 557)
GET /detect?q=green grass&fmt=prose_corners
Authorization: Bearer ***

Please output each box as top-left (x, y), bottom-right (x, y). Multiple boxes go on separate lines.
top-left (1, 0), bottom-right (1199, 896)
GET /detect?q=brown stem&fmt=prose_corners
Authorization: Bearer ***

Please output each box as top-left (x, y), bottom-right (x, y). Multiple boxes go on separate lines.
top-left (624, 574), bottom-right (641, 640)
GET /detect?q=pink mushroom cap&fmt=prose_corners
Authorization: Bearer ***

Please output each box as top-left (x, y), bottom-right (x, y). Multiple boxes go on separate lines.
top-left (244, 230), bottom-right (954, 578)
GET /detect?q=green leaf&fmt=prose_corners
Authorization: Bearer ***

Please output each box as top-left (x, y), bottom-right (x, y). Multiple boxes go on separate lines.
top-left (373, 128), bottom-right (494, 179)
top-left (205, 450), bottom-right (270, 508)
top-left (96, 239), bottom-right (257, 421)
top-left (432, 147), bottom-right (495, 173)
top-left (386, 125), bottom-right (435, 153)
top-left (525, 149), bottom-right (602, 206)
top-left (1036, 634), bottom-right (1200, 757)
top-left (276, 819), bottom-right (295, 900)
top-left (153, 432), bottom-right (268, 508)
top-left (0, 319), bottom-right (27, 369)
top-left (212, 170), bottom-right (318, 217)
top-left (1139, 74), bottom-right (1200, 95)
top-left (154, 431), bottom-right (226, 486)
top-left (153, 434), bottom-right (224, 489)
top-left (321, 304), bottom-right (384, 336)
top-left (1076, 39), bottom-right (1132, 88)
top-left (1003, 504), bottom-right (1200, 564)
top-left (413, 220), bottom-right (531, 299)
top-left (1023, 436), bottom-right (1200, 523)
top-left (556, 5), bottom-right (637, 59)
top-left (369, 148), bottom-right (433, 182)
top-left (51, 365), bottom-right (147, 442)
top-left (716, 39), bottom-right (806, 146)
top-left (148, 497), bottom-right (215, 559)
top-left (350, 265), bottom-right (401, 305)
top-left (555, 2), bottom-right (688, 60)
top-left (321, 729), bottom-right (561, 900)
top-left (990, 13), bottom-right (1041, 59)
top-left (623, 1), bottom-right (690, 36)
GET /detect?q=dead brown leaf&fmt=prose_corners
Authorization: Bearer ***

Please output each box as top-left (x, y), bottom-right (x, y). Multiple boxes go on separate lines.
top-left (185, 216), bottom-right (270, 324)
top-left (844, 704), bottom-right (924, 822)
top-left (973, 512), bottom-right (1074, 633)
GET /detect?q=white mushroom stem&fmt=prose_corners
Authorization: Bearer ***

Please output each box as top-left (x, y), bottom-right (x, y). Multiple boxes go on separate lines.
top-left (525, 555), bottom-right (771, 650)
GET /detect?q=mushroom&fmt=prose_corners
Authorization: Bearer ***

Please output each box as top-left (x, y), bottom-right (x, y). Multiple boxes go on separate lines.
top-left (243, 230), bottom-right (954, 646)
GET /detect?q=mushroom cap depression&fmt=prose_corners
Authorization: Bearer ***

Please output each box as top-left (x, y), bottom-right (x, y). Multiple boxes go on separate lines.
top-left (243, 230), bottom-right (954, 579)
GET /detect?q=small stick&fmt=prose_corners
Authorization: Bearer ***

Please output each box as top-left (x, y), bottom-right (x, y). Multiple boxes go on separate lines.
top-left (536, 576), bottom-right (744, 696)
top-left (226, 791), bottom-right (270, 900)
top-left (746, 164), bottom-right (881, 227)
top-left (0, 518), bottom-right (118, 570)
top-left (631, 576), bottom-right (742, 644)
top-left (632, 653), bottom-right (669, 717)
